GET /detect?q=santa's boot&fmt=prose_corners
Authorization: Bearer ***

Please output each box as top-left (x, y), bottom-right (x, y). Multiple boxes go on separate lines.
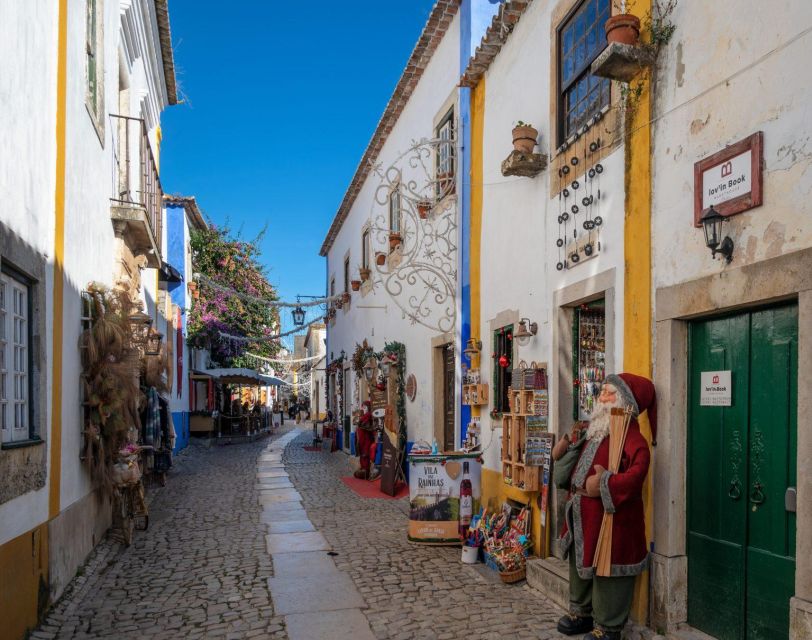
top-left (556, 612), bottom-right (593, 636)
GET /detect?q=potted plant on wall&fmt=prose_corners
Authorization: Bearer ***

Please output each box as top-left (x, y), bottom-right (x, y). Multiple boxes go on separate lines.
top-left (606, 1), bottom-right (641, 45)
top-left (512, 121), bottom-right (538, 153)
top-left (416, 199), bottom-right (432, 219)
top-left (375, 252), bottom-right (387, 266)
top-left (389, 231), bottom-right (402, 250)
top-left (351, 279), bottom-right (361, 291)
top-left (359, 266), bottom-right (371, 281)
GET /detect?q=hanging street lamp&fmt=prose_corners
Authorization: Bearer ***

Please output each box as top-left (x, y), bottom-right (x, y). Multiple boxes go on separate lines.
top-left (292, 305), bottom-right (306, 326)
top-left (700, 205), bottom-right (734, 263)
top-left (514, 318), bottom-right (538, 346)
top-left (145, 327), bottom-right (164, 356)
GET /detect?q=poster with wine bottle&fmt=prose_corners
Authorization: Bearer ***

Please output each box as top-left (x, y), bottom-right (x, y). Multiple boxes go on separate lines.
top-left (407, 453), bottom-right (482, 544)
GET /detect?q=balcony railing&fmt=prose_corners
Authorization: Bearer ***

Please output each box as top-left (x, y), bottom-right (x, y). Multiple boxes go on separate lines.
top-left (110, 114), bottom-right (163, 248)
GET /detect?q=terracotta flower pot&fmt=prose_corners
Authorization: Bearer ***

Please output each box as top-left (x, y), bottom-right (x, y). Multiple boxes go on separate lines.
top-left (417, 200), bottom-right (432, 219)
top-left (512, 125), bottom-right (538, 153)
top-left (342, 292), bottom-right (351, 304)
top-left (359, 267), bottom-right (371, 281)
top-left (605, 13), bottom-right (640, 45)
top-left (375, 252), bottom-right (387, 266)
top-left (351, 280), bottom-right (361, 291)
top-left (389, 232), bottom-right (402, 250)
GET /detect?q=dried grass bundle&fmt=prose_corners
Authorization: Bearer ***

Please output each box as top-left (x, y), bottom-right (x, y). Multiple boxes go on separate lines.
top-left (592, 407), bottom-right (632, 576)
top-left (79, 283), bottom-right (143, 494)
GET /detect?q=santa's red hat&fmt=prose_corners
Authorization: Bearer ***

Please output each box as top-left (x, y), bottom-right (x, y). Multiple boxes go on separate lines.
top-left (604, 372), bottom-right (657, 445)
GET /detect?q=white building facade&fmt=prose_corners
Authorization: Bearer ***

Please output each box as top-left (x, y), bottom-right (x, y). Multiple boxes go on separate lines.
top-left (0, 1), bottom-right (177, 636)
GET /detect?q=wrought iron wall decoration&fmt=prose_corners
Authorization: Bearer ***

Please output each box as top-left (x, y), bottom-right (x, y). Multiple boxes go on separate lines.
top-left (368, 134), bottom-right (458, 334)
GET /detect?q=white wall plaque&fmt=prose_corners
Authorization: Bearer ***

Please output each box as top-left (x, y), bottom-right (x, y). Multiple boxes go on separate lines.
top-left (700, 370), bottom-right (732, 406)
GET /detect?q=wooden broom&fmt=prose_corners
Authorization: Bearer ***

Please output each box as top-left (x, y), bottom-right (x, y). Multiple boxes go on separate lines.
top-left (592, 406), bottom-right (633, 577)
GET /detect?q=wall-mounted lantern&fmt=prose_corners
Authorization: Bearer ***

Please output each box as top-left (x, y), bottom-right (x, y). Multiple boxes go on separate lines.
top-left (700, 205), bottom-right (734, 263)
top-left (463, 339), bottom-right (482, 361)
top-left (128, 310), bottom-right (152, 345)
top-left (145, 328), bottom-right (164, 356)
top-left (514, 317), bottom-right (538, 346)
top-left (292, 305), bottom-right (306, 326)
top-left (363, 357), bottom-right (378, 382)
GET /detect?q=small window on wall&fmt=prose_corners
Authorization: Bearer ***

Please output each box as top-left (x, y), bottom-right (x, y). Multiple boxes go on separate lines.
top-left (343, 257), bottom-right (350, 294)
top-left (436, 108), bottom-right (455, 196)
top-left (85, 0), bottom-right (104, 134)
top-left (491, 325), bottom-right (513, 415)
top-left (573, 300), bottom-right (606, 420)
top-left (1, 267), bottom-right (32, 444)
top-left (361, 229), bottom-right (370, 269)
top-left (389, 186), bottom-right (401, 234)
top-left (558, 0), bottom-right (611, 142)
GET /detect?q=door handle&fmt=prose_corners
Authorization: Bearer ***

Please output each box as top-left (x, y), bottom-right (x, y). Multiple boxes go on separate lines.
top-left (750, 482), bottom-right (766, 506)
top-left (728, 479), bottom-right (742, 500)
top-left (785, 487), bottom-right (797, 513)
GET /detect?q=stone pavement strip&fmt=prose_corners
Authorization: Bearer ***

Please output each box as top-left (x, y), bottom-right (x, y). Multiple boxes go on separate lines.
top-left (32, 424), bottom-right (570, 640)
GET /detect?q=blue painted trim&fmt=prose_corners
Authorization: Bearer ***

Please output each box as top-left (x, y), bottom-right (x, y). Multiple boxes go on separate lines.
top-left (458, 1), bottom-right (473, 446)
top-left (350, 431), bottom-right (356, 456)
top-left (171, 411), bottom-right (190, 453)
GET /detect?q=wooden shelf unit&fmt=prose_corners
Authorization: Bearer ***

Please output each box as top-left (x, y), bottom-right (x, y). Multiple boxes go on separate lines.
top-left (501, 413), bottom-right (540, 492)
top-left (508, 388), bottom-right (537, 416)
top-left (462, 383), bottom-right (489, 406)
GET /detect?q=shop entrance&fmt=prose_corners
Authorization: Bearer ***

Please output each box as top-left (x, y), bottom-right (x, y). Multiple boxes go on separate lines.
top-left (442, 343), bottom-right (455, 451)
top-left (687, 304), bottom-right (797, 640)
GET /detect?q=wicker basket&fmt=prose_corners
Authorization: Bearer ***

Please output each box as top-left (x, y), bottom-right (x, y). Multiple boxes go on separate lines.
top-left (511, 360), bottom-right (528, 390)
top-left (500, 566), bottom-right (527, 583)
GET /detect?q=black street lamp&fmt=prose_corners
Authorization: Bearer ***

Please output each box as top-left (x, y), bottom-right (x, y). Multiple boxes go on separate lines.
top-left (292, 305), bottom-right (305, 326)
top-left (700, 205), bottom-right (734, 263)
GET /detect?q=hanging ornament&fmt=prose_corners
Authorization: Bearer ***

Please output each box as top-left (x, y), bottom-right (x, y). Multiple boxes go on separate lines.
top-left (498, 354), bottom-right (510, 368)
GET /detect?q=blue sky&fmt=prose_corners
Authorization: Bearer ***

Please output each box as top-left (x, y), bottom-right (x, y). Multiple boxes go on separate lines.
top-left (161, 0), bottom-right (436, 344)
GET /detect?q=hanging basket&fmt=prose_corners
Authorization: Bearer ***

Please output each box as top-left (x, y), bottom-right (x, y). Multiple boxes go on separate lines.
top-left (511, 360), bottom-right (528, 390)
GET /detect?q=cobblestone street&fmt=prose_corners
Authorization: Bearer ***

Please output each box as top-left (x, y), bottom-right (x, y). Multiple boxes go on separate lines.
top-left (33, 425), bottom-right (568, 639)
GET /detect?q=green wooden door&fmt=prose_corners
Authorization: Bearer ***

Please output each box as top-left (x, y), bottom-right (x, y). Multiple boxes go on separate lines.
top-left (688, 305), bottom-right (797, 640)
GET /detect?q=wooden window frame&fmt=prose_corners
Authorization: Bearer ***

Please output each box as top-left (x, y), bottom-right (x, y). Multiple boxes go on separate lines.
top-left (361, 228), bottom-right (370, 270)
top-left (491, 325), bottom-right (514, 416)
top-left (556, 0), bottom-right (611, 145)
top-left (435, 107), bottom-right (455, 197)
top-left (85, 0), bottom-right (105, 142)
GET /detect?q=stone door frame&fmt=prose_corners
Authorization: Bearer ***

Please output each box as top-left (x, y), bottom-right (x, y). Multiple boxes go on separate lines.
top-left (651, 247), bottom-right (812, 637)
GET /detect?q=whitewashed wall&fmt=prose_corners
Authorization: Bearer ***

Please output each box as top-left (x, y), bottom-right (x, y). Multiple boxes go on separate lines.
top-left (477, 0), bottom-right (627, 472)
top-left (0, 0), bottom-right (59, 545)
top-left (326, 13), bottom-right (461, 447)
top-left (651, 0), bottom-right (812, 288)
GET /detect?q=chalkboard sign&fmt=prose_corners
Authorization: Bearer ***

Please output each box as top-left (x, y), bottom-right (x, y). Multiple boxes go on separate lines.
top-left (380, 434), bottom-right (399, 496)
top-left (370, 388), bottom-right (387, 411)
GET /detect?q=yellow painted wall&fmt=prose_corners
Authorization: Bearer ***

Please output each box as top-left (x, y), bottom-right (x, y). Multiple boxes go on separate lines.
top-left (0, 524), bottom-right (49, 640)
top-left (481, 468), bottom-right (548, 557)
top-left (623, 0), bottom-right (654, 623)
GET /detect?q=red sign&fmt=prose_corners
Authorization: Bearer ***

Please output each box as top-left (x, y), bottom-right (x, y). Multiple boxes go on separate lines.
top-left (693, 132), bottom-right (763, 226)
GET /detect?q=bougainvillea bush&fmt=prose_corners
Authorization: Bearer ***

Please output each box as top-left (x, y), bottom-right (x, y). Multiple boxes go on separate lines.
top-left (187, 225), bottom-right (280, 366)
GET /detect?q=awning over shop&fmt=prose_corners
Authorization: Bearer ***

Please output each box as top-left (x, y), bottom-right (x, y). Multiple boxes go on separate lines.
top-left (192, 368), bottom-right (284, 386)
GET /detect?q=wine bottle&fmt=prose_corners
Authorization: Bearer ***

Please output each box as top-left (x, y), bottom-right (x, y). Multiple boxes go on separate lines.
top-left (459, 461), bottom-right (473, 537)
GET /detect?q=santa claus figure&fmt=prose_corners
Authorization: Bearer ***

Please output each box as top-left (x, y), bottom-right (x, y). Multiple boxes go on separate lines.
top-left (354, 401), bottom-right (377, 480)
top-left (551, 373), bottom-right (656, 640)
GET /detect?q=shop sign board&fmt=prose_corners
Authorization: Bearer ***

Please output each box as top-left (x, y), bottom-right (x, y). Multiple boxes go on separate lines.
top-left (370, 388), bottom-right (387, 411)
top-left (693, 131), bottom-right (763, 226)
top-left (700, 370), bottom-right (732, 406)
top-left (407, 454), bottom-right (482, 543)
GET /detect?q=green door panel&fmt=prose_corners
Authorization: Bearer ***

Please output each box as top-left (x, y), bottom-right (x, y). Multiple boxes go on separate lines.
top-left (746, 305), bottom-right (797, 640)
top-left (688, 305), bottom-right (797, 640)
top-left (688, 314), bottom-right (749, 639)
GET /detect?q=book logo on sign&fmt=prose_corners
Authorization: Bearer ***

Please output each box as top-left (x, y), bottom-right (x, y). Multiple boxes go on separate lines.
top-left (712, 374), bottom-right (720, 384)
top-left (720, 161), bottom-right (732, 178)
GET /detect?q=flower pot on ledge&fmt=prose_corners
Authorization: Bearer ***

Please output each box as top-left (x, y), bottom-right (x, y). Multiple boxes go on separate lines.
top-left (389, 232), bottom-right (402, 250)
top-left (359, 267), bottom-right (371, 281)
top-left (417, 200), bottom-right (432, 219)
top-left (512, 125), bottom-right (538, 154)
top-left (605, 13), bottom-right (640, 45)
top-left (351, 280), bottom-right (361, 291)
top-left (375, 252), bottom-right (387, 267)
top-left (342, 292), bottom-right (351, 305)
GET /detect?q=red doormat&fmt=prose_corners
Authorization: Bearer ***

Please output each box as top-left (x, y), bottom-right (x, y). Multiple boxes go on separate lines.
top-left (341, 476), bottom-right (409, 500)
top-left (302, 445), bottom-right (323, 452)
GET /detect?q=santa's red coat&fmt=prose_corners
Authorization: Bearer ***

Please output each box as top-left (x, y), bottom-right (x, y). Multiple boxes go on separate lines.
top-left (559, 420), bottom-right (650, 578)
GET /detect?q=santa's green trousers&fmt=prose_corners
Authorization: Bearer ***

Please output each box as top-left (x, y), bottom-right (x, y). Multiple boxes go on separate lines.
top-left (569, 554), bottom-right (636, 632)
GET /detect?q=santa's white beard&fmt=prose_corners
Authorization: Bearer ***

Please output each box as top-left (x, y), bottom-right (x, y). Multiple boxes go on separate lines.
top-left (586, 398), bottom-right (624, 441)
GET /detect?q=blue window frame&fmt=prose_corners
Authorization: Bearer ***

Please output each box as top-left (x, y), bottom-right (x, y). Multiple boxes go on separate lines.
top-left (558, 0), bottom-right (611, 142)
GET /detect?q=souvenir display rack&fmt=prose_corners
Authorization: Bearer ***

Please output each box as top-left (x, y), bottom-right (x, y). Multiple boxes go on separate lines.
top-left (500, 363), bottom-right (548, 492)
top-left (574, 303), bottom-right (606, 420)
top-left (462, 383), bottom-right (489, 406)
